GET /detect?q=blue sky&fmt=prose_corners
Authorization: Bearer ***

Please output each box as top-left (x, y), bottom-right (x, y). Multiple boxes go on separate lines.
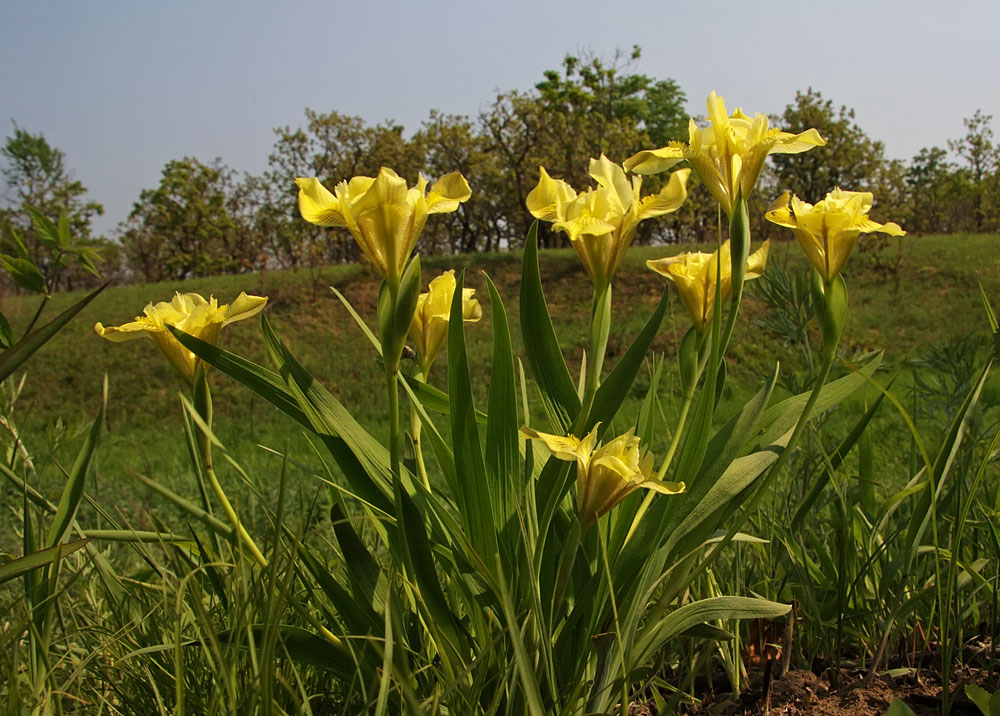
top-left (2, 0), bottom-right (997, 236)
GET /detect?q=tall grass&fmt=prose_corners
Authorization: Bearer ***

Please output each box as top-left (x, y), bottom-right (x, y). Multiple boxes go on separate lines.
top-left (2, 232), bottom-right (999, 714)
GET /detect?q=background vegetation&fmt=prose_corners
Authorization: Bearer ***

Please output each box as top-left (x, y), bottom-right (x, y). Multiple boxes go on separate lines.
top-left (2, 47), bottom-right (999, 289)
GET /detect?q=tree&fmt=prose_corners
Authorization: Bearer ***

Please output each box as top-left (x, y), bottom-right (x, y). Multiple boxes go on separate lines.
top-left (486, 46), bottom-right (690, 248)
top-left (947, 110), bottom-right (998, 232)
top-left (121, 157), bottom-right (257, 282)
top-left (772, 89), bottom-right (887, 204)
top-left (0, 125), bottom-right (105, 290)
top-left (533, 46), bottom-right (687, 184)
top-left (416, 111), bottom-right (507, 254)
top-left (478, 90), bottom-right (545, 246)
top-left (261, 110), bottom-right (427, 270)
top-left (906, 146), bottom-right (953, 234)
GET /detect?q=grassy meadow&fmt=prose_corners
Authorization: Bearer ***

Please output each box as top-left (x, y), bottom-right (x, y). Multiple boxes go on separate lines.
top-left (5, 233), bottom-right (998, 497)
top-left (2, 231), bottom-right (999, 714)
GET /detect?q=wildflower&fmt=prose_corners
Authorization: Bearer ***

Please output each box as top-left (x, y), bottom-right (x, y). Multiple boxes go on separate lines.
top-left (648, 240), bottom-right (769, 332)
top-left (526, 155), bottom-right (689, 290)
top-left (766, 188), bottom-right (905, 281)
top-left (521, 424), bottom-right (684, 528)
top-left (409, 270), bottom-right (482, 374)
top-left (295, 168), bottom-right (471, 288)
top-left (625, 92), bottom-right (825, 214)
top-left (95, 292), bottom-right (267, 384)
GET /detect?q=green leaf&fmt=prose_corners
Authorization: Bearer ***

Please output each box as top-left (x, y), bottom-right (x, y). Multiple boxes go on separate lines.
top-left (903, 357), bottom-right (992, 568)
top-left (400, 371), bottom-right (486, 422)
top-left (393, 479), bottom-right (466, 672)
top-left (494, 555), bottom-right (546, 716)
top-left (448, 270), bottom-right (499, 564)
top-left (886, 699), bottom-right (917, 716)
top-left (728, 195), bottom-right (750, 296)
top-left (754, 352), bottom-right (882, 450)
top-left (169, 324), bottom-right (310, 429)
top-left (0, 539), bottom-right (91, 585)
top-left (674, 365), bottom-right (778, 528)
top-left (634, 355), bottom-right (663, 447)
top-left (332, 286), bottom-right (382, 356)
top-left (679, 624), bottom-right (735, 641)
top-left (126, 469), bottom-right (234, 538)
top-left (57, 212), bottom-right (71, 248)
top-left (81, 529), bottom-right (191, 543)
top-left (791, 380), bottom-right (892, 527)
top-left (28, 207), bottom-right (61, 251)
top-left (219, 625), bottom-right (356, 679)
top-left (46, 377), bottom-right (106, 547)
top-left (388, 256), bottom-right (421, 368)
top-left (176, 318), bottom-right (396, 514)
top-left (989, 689), bottom-right (1000, 716)
top-left (484, 274), bottom-right (518, 537)
top-left (0, 311), bottom-right (12, 349)
top-left (259, 315), bottom-right (396, 512)
top-left (966, 685), bottom-right (1000, 716)
top-left (520, 222), bottom-right (580, 432)
top-left (0, 282), bottom-right (106, 382)
top-left (667, 448), bottom-right (780, 556)
top-left (296, 541), bottom-right (381, 636)
top-left (634, 596), bottom-right (789, 666)
top-left (8, 227), bottom-right (31, 261)
top-left (0, 253), bottom-right (45, 293)
top-left (330, 503), bottom-right (380, 610)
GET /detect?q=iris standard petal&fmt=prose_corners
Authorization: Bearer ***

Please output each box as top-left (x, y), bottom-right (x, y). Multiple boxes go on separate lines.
top-left (409, 270), bottom-right (481, 372)
top-left (527, 159), bottom-right (687, 288)
top-left (425, 172), bottom-right (473, 214)
top-left (588, 155), bottom-right (633, 210)
top-left (627, 92), bottom-right (825, 215)
top-left (526, 167), bottom-right (576, 222)
top-left (297, 168), bottom-right (470, 285)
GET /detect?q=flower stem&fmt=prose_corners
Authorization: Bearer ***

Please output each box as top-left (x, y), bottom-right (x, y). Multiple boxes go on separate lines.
top-left (625, 338), bottom-right (708, 544)
top-left (193, 369), bottom-right (267, 567)
top-left (386, 368), bottom-right (402, 482)
top-left (409, 369), bottom-right (430, 490)
top-left (574, 283), bottom-right (612, 435)
top-left (682, 347), bottom-right (836, 597)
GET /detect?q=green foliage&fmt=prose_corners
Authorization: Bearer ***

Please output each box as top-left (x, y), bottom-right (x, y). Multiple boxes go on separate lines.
top-left (120, 157), bottom-right (256, 281)
top-left (772, 88), bottom-right (889, 205)
top-left (906, 111), bottom-right (999, 235)
top-left (3, 234), bottom-right (1000, 712)
top-left (0, 125), bottom-right (107, 291)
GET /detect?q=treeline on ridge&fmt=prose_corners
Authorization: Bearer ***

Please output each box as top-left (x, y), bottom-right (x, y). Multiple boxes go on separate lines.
top-left (2, 47), bottom-right (999, 289)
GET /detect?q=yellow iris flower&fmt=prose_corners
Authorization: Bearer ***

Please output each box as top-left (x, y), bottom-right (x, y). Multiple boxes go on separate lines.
top-left (409, 270), bottom-right (482, 374)
top-left (521, 424), bottom-right (684, 528)
top-left (95, 292), bottom-right (267, 384)
top-left (526, 155), bottom-right (689, 289)
top-left (766, 188), bottom-right (905, 282)
top-left (647, 240), bottom-right (769, 332)
top-left (625, 92), bottom-right (825, 215)
top-left (296, 168), bottom-right (471, 287)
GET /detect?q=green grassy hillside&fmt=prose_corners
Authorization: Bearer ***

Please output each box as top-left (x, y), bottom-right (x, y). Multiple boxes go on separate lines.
top-left (2, 233), bottom-right (998, 497)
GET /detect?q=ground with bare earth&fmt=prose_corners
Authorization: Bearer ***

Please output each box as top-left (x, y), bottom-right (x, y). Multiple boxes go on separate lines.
top-left (629, 666), bottom-right (995, 716)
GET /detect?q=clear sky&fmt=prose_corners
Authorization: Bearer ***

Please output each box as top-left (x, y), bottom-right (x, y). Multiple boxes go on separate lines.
top-left (2, 0), bottom-right (997, 237)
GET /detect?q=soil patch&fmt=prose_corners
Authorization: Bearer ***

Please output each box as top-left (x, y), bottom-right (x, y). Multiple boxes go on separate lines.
top-left (664, 666), bottom-right (995, 716)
